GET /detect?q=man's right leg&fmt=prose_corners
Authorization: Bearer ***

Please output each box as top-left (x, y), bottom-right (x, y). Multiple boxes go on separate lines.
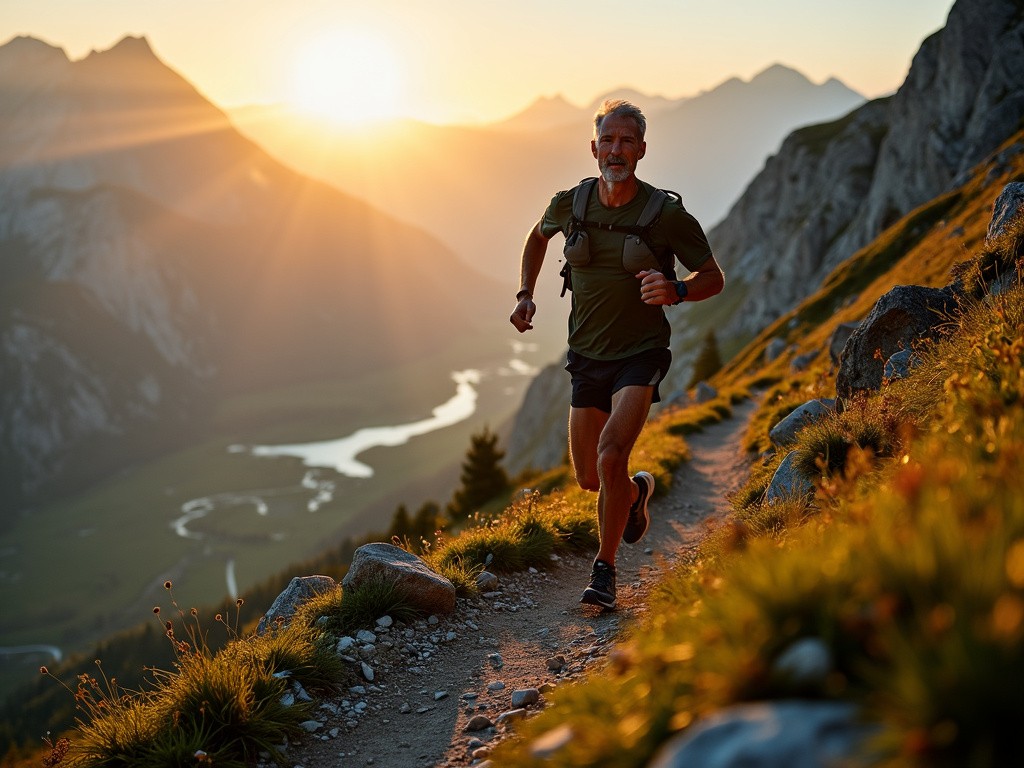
top-left (569, 405), bottom-right (608, 495)
top-left (569, 406), bottom-right (619, 609)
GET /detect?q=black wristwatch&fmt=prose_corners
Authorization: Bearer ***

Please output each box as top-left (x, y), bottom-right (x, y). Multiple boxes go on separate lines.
top-left (673, 280), bottom-right (688, 304)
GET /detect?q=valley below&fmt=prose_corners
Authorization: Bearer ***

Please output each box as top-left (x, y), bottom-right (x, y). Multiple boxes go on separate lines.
top-left (0, 336), bottom-right (549, 695)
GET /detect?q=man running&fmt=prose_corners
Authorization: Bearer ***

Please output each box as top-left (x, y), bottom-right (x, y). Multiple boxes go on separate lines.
top-left (509, 99), bottom-right (724, 609)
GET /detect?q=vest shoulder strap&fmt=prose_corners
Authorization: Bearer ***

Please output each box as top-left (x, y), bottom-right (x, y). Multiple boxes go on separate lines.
top-left (571, 177), bottom-right (598, 224)
top-left (636, 188), bottom-right (668, 228)
top-left (571, 179), bottom-right (677, 232)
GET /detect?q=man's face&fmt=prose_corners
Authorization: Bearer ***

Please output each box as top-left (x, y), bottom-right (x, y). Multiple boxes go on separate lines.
top-left (591, 114), bottom-right (646, 183)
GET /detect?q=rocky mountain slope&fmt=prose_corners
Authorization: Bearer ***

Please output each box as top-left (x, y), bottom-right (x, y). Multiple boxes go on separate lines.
top-left (506, 0), bottom-right (1024, 475)
top-left (706, 0), bottom-right (1024, 338)
top-left (0, 35), bottom-right (504, 509)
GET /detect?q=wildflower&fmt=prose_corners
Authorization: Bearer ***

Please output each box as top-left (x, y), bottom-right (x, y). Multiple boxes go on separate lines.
top-left (191, 607), bottom-right (198, 616)
top-left (236, 598), bottom-right (244, 607)
top-left (41, 735), bottom-right (70, 767)
top-left (153, 606), bottom-right (160, 614)
top-left (164, 580), bottom-right (173, 589)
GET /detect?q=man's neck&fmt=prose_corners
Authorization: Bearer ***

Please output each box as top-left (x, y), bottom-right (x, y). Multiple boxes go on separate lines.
top-left (598, 176), bottom-right (641, 208)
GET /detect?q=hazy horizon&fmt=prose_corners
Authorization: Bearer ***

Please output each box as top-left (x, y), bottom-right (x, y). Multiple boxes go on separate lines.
top-left (2, 0), bottom-right (955, 125)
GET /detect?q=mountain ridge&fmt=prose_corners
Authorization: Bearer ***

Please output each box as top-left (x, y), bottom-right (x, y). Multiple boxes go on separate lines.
top-left (0, 33), bottom-right (506, 510)
top-left (230, 59), bottom-right (867, 367)
top-left (489, 63), bottom-right (862, 134)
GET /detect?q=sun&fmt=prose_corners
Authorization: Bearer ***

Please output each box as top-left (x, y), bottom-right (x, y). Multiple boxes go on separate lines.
top-left (289, 30), bottom-right (405, 125)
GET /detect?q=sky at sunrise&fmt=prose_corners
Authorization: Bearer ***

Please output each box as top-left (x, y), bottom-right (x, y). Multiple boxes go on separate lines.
top-left (3, 0), bottom-right (956, 124)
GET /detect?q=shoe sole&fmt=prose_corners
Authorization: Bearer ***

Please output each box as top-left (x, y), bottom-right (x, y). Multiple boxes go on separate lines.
top-left (622, 471), bottom-right (654, 544)
top-left (580, 588), bottom-right (616, 610)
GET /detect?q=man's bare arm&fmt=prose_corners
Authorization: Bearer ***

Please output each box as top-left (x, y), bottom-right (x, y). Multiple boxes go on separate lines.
top-left (510, 222), bottom-right (552, 332)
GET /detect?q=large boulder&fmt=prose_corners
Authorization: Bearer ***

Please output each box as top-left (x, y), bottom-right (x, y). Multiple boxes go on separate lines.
top-left (828, 322), bottom-right (861, 367)
top-left (789, 350), bottom-right (819, 373)
top-left (883, 349), bottom-right (921, 381)
top-left (764, 451), bottom-right (815, 505)
top-left (987, 181), bottom-right (1024, 241)
top-left (835, 285), bottom-right (957, 399)
top-left (764, 337), bottom-right (789, 364)
top-left (694, 381), bottom-right (718, 404)
top-left (258, 575), bottom-right (337, 634)
top-left (342, 542), bottom-right (456, 616)
top-left (769, 399), bottom-right (835, 447)
top-left (648, 700), bottom-right (875, 768)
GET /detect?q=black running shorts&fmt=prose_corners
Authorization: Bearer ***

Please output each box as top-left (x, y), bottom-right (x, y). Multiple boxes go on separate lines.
top-left (565, 347), bottom-right (672, 413)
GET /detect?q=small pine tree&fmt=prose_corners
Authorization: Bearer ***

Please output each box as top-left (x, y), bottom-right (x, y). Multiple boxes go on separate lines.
top-left (688, 329), bottom-right (723, 388)
top-left (447, 426), bottom-right (510, 522)
top-left (411, 501), bottom-right (442, 543)
top-left (387, 504), bottom-right (412, 540)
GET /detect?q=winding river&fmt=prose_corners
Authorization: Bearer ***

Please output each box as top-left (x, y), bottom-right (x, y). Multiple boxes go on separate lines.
top-left (169, 367), bottom-right (514, 598)
top-left (250, 369), bottom-right (482, 477)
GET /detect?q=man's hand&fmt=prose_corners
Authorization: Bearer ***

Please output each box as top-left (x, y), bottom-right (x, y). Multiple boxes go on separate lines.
top-left (637, 270), bottom-right (678, 305)
top-left (510, 297), bottom-right (536, 332)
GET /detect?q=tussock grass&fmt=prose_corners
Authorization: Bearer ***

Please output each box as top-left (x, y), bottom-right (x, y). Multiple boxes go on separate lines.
top-left (494, 275), bottom-right (1024, 766)
top-left (293, 582), bottom-right (418, 642)
top-left (42, 586), bottom-right (344, 767)
top-left (427, 493), bottom-right (599, 577)
top-left (792, 395), bottom-right (904, 478)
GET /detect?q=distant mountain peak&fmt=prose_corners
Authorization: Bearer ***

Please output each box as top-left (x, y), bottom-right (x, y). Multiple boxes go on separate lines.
top-left (588, 86), bottom-right (675, 114)
top-left (750, 63), bottom-right (811, 85)
top-left (92, 34), bottom-right (156, 58)
top-left (0, 34), bottom-right (69, 66)
top-left (744, 64), bottom-right (863, 100)
top-left (537, 93), bottom-right (573, 106)
top-left (494, 93), bottom-right (585, 131)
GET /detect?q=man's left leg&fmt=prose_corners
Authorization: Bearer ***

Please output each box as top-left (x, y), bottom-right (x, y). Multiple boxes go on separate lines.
top-left (595, 384), bottom-right (653, 564)
top-left (580, 384), bottom-right (652, 609)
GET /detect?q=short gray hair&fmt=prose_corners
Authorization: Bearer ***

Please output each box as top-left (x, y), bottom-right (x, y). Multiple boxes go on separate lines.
top-left (593, 99), bottom-right (647, 141)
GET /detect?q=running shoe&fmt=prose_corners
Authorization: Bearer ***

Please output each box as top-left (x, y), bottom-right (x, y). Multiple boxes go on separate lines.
top-left (622, 471), bottom-right (654, 544)
top-left (580, 559), bottom-right (616, 609)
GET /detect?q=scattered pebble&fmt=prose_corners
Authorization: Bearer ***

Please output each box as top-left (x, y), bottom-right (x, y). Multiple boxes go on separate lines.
top-left (511, 688), bottom-right (540, 708)
top-left (465, 715), bottom-right (494, 732)
top-left (277, 556), bottom-right (624, 766)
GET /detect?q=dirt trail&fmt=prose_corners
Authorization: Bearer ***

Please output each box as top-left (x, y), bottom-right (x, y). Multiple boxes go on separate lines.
top-left (286, 398), bottom-right (758, 768)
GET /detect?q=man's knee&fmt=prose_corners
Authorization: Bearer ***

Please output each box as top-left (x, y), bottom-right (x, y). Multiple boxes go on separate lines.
top-left (574, 468), bottom-right (600, 492)
top-left (596, 442), bottom-right (630, 479)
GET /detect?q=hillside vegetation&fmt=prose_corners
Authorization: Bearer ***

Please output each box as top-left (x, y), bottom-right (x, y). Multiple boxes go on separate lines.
top-left (491, 172), bottom-right (1024, 766)
top-left (10, 125), bottom-right (1022, 767)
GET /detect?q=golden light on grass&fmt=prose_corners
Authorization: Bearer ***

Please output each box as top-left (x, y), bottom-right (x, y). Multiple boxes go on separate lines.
top-left (1006, 540), bottom-right (1024, 588)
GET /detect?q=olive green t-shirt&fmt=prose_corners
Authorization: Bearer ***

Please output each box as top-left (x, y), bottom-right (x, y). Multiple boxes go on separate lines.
top-left (540, 180), bottom-right (713, 360)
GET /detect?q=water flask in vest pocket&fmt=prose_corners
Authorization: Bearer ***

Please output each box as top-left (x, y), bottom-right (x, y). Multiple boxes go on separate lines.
top-left (563, 227), bottom-right (591, 267)
top-left (622, 234), bottom-right (660, 273)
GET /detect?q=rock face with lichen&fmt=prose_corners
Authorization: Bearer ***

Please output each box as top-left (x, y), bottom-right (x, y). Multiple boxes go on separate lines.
top-left (704, 0), bottom-right (1024, 339)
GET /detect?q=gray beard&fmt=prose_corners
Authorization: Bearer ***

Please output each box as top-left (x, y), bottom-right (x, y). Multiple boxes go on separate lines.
top-left (600, 164), bottom-right (631, 182)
